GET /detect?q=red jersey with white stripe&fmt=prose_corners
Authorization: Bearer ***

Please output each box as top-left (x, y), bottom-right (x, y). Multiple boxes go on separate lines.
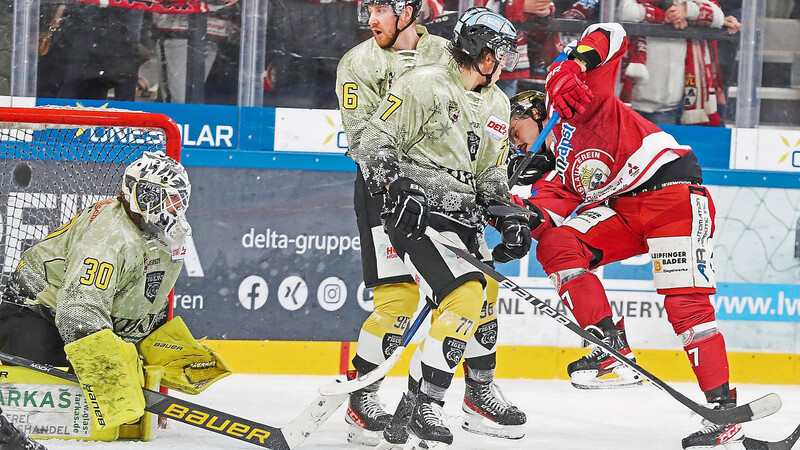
top-left (549, 23), bottom-right (693, 205)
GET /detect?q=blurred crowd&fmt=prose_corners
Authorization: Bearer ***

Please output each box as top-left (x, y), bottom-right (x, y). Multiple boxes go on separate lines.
top-left (0, 0), bottom-right (798, 126)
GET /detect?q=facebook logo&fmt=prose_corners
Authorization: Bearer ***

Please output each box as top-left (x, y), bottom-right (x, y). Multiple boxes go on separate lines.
top-left (238, 275), bottom-right (269, 310)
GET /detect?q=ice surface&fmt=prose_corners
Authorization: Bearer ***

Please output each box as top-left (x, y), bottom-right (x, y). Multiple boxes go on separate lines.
top-left (38, 374), bottom-right (800, 449)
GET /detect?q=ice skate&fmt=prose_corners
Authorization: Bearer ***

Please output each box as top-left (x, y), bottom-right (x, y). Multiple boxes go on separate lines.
top-left (461, 378), bottom-right (526, 439)
top-left (345, 374), bottom-right (392, 446)
top-left (407, 393), bottom-right (452, 449)
top-left (0, 408), bottom-right (48, 450)
top-left (376, 390), bottom-right (417, 450)
top-left (682, 388), bottom-right (744, 449)
top-left (567, 318), bottom-right (643, 389)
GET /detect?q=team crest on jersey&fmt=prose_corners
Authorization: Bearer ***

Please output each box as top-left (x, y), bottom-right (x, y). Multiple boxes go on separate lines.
top-left (442, 337), bottom-right (466, 369)
top-left (447, 101), bottom-right (459, 123)
top-left (144, 271), bottom-right (165, 303)
top-left (382, 333), bottom-right (402, 358)
top-left (568, 148), bottom-right (614, 197)
top-left (466, 131), bottom-right (480, 161)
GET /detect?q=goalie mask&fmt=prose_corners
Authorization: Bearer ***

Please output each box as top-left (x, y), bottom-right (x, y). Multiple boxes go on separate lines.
top-left (453, 7), bottom-right (519, 74)
top-left (122, 151), bottom-right (192, 260)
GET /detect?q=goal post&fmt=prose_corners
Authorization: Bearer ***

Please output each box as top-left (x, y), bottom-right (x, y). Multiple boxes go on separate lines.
top-left (0, 106), bottom-right (182, 429)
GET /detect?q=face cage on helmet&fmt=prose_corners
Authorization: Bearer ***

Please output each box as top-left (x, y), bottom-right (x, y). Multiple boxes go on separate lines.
top-left (358, 0), bottom-right (407, 24)
top-left (493, 45), bottom-right (520, 72)
top-left (133, 181), bottom-right (190, 227)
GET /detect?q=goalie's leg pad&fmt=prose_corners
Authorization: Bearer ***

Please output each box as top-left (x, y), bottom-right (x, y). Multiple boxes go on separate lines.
top-left (64, 329), bottom-right (145, 430)
top-left (0, 365), bottom-right (119, 441)
top-left (138, 316), bottom-right (231, 395)
top-left (118, 365), bottom-right (164, 441)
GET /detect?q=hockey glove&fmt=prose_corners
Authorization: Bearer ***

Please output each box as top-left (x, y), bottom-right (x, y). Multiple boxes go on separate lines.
top-left (64, 328), bottom-right (146, 430)
top-left (488, 205), bottom-right (533, 264)
top-left (387, 177), bottom-right (429, 241)
top-left (138, 316), bottom-right (231, 395)
top-left (545, 59), bottom-right (593, 120)
top-left (507, 150), bottom-right (557, 186)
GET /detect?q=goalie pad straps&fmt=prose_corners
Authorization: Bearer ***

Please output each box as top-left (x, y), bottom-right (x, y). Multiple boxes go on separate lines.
top-left (64, 329), bottom-right (146, 430)
top-left (138, 316), bottom-right (232, 395)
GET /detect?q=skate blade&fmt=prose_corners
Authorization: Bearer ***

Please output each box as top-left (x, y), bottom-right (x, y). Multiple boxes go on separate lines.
top-left (570, 366), bottom-right (643, 390)
top-left (347, 423), bottom-right (382, 446)
top-left (461, 413), bottom-right (525, 440)
top-left (376, 438), bottom-right (411, 450)
top-left (407, 434), bottom-right (450, 449)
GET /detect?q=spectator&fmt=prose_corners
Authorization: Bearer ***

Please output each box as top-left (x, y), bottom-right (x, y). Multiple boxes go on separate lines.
top-left (0, 0), bottom-right (10, 95)
top-left (37, 3), bottom-right (146, 101)
top-left (142, 1), bottom-right (239, 104)
top-left (618, 0), bottom-right (724, 125)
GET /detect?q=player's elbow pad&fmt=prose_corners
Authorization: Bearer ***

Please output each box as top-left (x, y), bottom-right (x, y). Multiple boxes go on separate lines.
top-left (138, 316), bottom-right (232, 395)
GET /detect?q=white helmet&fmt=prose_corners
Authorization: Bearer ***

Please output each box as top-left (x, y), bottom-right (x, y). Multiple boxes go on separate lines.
top-left (122, 151), bottom-right (192, 260)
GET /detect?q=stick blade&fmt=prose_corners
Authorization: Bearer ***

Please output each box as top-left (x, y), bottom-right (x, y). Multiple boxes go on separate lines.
top-left (282, 393), bottom-right (348, 448)
top-left (705, 393), bottom-right (782, 424)
top-left (742, 424), bottom-right (800, 450)
top-left (318, 346), bottom-right (404, 396)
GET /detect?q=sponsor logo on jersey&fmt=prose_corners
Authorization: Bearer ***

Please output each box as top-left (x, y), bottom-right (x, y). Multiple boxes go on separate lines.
top-left (466, 131), bottom-right (480, 161)
top-left (555, 123), bottom-right (575, 176)
top-left (378, 244), bottom-right (399, 260)
top-left (485, 115), bottom-right (508, 141)
top-left (144, 271), bottom-right (165, 303)
top-left (442, 337), bottom-right (466, 369)
top-left (651, 251), bottom-right (688, 273)
top-left (569, 148), bottom-right (613, 197)
top-left (447, 101), bottom-right (460, 123)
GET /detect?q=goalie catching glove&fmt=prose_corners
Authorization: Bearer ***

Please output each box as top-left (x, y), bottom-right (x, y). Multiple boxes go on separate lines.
top-left (64, 329), bottom-right (146, 430)
top-left (138, 316), bottom-right (231, 395)
top-left (386, 177), bottom-right (429, 240)
top-left (488, 204), bottom-right (537, 263)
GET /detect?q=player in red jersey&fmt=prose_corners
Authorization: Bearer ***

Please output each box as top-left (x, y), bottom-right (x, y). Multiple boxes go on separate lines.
top-left (506, 23), bottom-right (743, 449)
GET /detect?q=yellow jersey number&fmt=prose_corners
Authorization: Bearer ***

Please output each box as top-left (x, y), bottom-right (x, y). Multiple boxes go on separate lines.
top-left (80, 258), bottom-right (114, 290)
top-left (380, 94), bottom-right (403, 121)
top-left (342, 82), bottom-right (358, 109)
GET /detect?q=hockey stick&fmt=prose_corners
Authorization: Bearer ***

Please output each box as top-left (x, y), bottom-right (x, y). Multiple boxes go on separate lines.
top-left (743, 424), bottom-right (800, 450)
top-left (318, 303), bottom-right (432, 396)
top-left (0, 351), bottom-right (346, 449)
top-left (423, 228), bottom-right (782, 425)
top-left (507, 113), bottom-right (560, 188)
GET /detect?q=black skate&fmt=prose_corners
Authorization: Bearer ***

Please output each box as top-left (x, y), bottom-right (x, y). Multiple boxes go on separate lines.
top-left (567, 318), bottom-right (643, 389)
top-left (376, 390), bottom-right (417, 450)
top-left (408, 393), bottom-right (452, 449)
top-left (0, 408), bottom-right (48, 450)
top-left (682, 388), bottom-right (744, 449)
top-left (345, 372), bottom-right (392, 446)
top-left (462, 379), bottom-right (526, 439)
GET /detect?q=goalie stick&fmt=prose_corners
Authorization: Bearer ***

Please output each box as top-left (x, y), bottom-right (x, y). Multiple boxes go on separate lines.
top-left (0, 351), bottom-right (346, 449)
top-left (318, 303), bottom-right (432, 396)
top-left (743, 424), bottom-right (800, 450)
top-left (507, 113), bottom-right (560, 188)
top-left (423, 228), bottom-right (782, 425)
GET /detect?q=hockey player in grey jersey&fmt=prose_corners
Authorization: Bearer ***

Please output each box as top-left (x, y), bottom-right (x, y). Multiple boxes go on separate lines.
top-left (0, 151), bottom-right (230, 437)
top-left (337, 0), bottom-right (526, 446)
top-left (348, 7), bottom-right (534, 448)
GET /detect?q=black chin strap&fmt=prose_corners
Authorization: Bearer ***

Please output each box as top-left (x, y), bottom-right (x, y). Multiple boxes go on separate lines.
top-left (387, 14), bottom-right (415, 49)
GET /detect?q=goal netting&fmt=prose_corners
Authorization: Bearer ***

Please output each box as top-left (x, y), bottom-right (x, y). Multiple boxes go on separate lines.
top-left (0, 106), bottom-right (182, 288)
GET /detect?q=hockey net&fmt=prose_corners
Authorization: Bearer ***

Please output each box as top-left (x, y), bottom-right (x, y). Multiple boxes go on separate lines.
top-left (0, 106), bottom-right (182, 288)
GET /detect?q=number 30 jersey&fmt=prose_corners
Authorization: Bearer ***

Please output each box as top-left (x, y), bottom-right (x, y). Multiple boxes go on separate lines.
top-left (14, 198), bottom-right (182, 344)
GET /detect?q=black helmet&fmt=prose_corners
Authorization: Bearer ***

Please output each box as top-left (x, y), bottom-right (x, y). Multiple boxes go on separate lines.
top-left (358, 0), bottom-right (423, 24)
top-left (510, 90), bottom-right (547, 128)
top-left (452, 7), bottom-right (519, 72)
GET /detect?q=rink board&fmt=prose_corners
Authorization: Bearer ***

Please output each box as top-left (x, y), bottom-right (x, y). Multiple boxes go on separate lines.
top-left (2, 98), bottom-right (799, 383)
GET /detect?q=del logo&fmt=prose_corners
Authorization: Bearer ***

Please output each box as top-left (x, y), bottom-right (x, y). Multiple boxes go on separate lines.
top-left (485, 116), bottom-right (508, 141)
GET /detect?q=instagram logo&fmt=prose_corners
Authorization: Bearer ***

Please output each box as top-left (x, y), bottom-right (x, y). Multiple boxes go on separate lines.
top-left (317, 277), bottom-right (347, 311)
